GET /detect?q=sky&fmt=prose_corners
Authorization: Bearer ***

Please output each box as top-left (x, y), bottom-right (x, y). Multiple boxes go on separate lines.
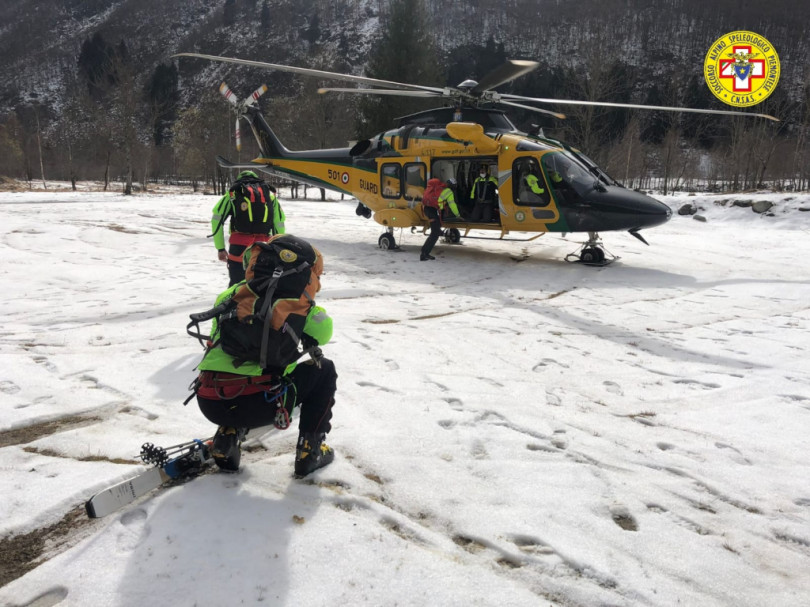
top-left (0, 185), bottom-right (809, 606)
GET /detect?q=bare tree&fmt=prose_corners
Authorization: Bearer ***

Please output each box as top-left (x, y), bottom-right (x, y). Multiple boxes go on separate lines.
top-left (172, 90), bottom-right (231, 192)
top-left (0, 114), bottom-right (25, 178)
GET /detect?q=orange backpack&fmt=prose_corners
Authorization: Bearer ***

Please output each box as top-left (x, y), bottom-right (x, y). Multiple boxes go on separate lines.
top-left (421, 178), bottom-right (445, 209)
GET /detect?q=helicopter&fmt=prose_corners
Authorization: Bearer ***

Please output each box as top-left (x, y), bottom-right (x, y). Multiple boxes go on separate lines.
top-left (175, 53), bottom-right (779, 265)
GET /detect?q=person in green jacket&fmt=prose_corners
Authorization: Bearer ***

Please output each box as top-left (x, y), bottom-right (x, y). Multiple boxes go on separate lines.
top-left (420, 178), bottom-right (461, 261)
top-left (194, 235), bottom-right (337, 478)
top-left (212, 170), bottom-right (286, 286)
top-left (469, 166), bottom-right (499, 223)
top-left (518, 161), bottom-right (550, 207)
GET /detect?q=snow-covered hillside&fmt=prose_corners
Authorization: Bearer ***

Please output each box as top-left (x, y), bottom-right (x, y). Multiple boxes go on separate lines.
top-left (0, 187), bottom-right (809, 606)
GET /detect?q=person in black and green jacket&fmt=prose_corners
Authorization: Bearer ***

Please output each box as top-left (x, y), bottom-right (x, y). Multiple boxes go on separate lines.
top-left (212, 170), bottom-right (286, 286)
top-left (195, 237), bottom-right (337, 478)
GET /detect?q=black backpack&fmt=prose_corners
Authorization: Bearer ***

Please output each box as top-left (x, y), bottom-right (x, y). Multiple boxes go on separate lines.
top-left (188, 235), bottom-right (321, 373)
top-left (228, 177), bottom-right (278, 234)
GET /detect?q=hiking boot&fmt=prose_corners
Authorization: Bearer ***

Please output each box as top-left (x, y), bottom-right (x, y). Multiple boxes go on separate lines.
top-left (294, 432), bottom-right (335, 478)
top-left (212, 426), bottom-right (246, 471)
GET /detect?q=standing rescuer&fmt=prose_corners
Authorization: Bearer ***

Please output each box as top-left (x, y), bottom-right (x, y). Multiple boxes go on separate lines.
top-left (420, 178), bottom-right (460, 261)
top-left (211, 170), bottom-right (286, 286)
top-left (469, 166), bottom-right (499, 223)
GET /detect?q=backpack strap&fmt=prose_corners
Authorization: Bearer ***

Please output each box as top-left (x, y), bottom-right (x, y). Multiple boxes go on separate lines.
top-left (257, 261), bottom-right (312, 368)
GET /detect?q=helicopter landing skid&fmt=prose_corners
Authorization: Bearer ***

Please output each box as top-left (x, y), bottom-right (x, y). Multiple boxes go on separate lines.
top-left (564, 233), bottom-right (618, 266)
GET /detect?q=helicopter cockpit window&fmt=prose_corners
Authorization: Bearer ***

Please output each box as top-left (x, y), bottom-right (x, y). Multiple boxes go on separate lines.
top-left (541, 152), bottom-right (596, 202)
top-left (404, 163), bottom-right (426, 201)
top-left (513, 157), bottom-right (551, 207)
top-left (381, 163), bottom-right (401, 199)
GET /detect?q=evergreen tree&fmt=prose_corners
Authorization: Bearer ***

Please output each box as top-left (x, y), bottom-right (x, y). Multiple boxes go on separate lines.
top-left (680, 74), bottom-right (719, 149)
top-left (446, 37), bottom-right (506, 91)
top-left (145, 63), bottom-right (179, 145)
top-left (640, 84), bottom-right (674, 145)
top-left (78, 32), bottom-right (116, 98)
top-left (356, 0), bottom-right (443, 137)
top-left (260, 0), bottom-right (270, 27)
top-left (306, 14), bottom-right (321, 44)
top-left (224, 0), bottom-right (237, 26)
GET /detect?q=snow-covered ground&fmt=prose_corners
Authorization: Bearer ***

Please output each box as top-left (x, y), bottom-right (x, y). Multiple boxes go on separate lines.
top-left (0, 187), bottom-right (809, 606)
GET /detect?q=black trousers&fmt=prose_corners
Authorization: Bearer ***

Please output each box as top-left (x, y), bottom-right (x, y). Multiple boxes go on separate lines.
top-left (420, 207), bottom-right (442, 257)
top-left (470, 201), bottom-right (494, 223)
top-left (226, 244), bottom-right (248, 286)
top-left (197, 358), bottom-right (337, 435)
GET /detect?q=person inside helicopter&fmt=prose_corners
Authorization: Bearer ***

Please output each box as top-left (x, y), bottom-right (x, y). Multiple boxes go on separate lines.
top-left (542, 152), bottom-right (594, 204)
top-left (516, 158), bottom-right (550, 207)
top-left (469, 164), bottom-right (499, 223)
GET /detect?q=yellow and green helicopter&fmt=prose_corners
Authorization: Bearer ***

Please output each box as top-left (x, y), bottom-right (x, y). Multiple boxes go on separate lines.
top-left (176, 53), bottom-right (777, 265)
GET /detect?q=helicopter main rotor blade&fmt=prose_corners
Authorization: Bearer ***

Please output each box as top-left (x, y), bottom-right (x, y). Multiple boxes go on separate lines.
top-left (317, 87), bottom-right (443, 98)
top-left (471, 60), bottom-right (540, 95)
top-left (498, 99), bottom-right (566, 120)
top-left (175, 53), bottom-right (445, 95)
top-left (501, 93), bottom-right (780, 122)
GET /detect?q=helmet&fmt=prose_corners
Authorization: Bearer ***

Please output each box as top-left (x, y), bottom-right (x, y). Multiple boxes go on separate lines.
top-left (447, 178), bottom-right (457, 187)
top-left (236, 170), bottom-right (258, 180)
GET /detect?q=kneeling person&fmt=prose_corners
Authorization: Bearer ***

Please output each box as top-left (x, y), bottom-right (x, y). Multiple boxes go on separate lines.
top-left (191, 234), bottom-right (337, 478)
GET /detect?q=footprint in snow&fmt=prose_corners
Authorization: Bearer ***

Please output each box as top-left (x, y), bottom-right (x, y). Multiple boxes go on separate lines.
top-left (609, 505), bottom-right (638, 531)
top-left (19, 586), bottom-right (69, 607)
top-left (32, 355), bottom-right (58, 373)
top-left (117, 508), bottom-right (150, 553)
top-left (0, 380), bottom-right (20, 394)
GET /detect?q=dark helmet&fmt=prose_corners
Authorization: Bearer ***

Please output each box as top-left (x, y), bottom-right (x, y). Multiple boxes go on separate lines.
top-left (236, 170), bottom-right (258, 180)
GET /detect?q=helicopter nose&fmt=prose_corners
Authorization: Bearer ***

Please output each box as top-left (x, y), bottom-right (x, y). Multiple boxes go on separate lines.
top-left (560, 187), bottom-right (672, 233)
top-left (634, 192), bottom-right (672, 230)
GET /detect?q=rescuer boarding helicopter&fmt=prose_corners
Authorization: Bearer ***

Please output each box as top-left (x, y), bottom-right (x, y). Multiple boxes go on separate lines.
top-left (175, 53), bottom-right (778, 265)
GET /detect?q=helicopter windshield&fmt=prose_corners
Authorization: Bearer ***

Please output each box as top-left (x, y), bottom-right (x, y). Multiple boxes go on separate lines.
top-left (541, 152), bottom-right (598, 199)
top-left (568, 150), bottom-right (620, 186)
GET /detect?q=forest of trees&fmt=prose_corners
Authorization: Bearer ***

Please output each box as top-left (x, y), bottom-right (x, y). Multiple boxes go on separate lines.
top-left (0, 0), bottom-right (808, 194)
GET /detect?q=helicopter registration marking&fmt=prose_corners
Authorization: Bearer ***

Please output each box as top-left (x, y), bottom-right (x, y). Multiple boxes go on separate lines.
top-left (359, 179), bottom-right (378, 194)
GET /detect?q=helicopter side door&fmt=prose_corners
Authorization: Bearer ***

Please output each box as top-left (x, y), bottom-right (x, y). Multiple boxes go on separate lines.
top-left (379, 161), bottom-right (426, 206)
top-left (508, 156), bottom-right (560, 224)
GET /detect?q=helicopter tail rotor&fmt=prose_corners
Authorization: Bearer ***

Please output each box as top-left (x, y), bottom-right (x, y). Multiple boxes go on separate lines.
top-left (219, 82), bottom-right (239, 106)
top-left (219, 81), bottom-right (269, 152)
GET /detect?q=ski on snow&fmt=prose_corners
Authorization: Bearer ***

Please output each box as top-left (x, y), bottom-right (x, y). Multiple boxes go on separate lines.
top-left (85, 438), bottom-right (214, 518)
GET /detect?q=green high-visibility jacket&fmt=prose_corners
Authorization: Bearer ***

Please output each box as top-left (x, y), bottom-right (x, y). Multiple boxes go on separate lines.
top-left (197, 283), bottom-right (333, 377)
top-left (470, 175), bottom-right (498, 201)
top-left (211, 190), bottom-right (286, 251)
top-left (438, 188), bottom-right (461, 217)
top-left (525, 174), bottom-right (546, 195)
